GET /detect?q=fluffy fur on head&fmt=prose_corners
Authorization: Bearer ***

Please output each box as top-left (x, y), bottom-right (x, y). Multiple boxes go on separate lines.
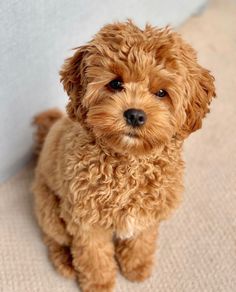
top-left (33, 21), bottom-right (215, 292)
top-left (60, 21), bottom-right (215, 154)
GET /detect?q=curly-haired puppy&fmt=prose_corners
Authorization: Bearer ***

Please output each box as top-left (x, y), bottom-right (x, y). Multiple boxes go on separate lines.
top-left (32, 21), bottom-right (215, 292)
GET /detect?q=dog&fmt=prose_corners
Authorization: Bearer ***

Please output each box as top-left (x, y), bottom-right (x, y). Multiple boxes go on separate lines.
top-left (32, 21), bottom-right (215, 292)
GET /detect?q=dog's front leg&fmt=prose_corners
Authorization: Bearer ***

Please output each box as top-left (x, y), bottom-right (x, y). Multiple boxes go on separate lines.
top-left (115, 225), bottom-right (158, 282)
top-left (70, 226), bottom-right (117, 292)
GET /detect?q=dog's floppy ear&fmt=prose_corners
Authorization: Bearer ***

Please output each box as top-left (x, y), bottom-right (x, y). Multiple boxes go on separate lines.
top-left (178, 44), bottom-right (216, 139)
top-left (60, 46), bottom-right (89, 121)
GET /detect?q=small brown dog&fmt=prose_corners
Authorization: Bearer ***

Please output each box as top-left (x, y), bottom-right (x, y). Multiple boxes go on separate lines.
top-left (32, 21), bottom-right (215, 292)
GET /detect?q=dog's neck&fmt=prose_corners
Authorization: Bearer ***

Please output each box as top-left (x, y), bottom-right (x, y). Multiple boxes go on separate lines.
top-left (95, 136), bottom-right (183, 162)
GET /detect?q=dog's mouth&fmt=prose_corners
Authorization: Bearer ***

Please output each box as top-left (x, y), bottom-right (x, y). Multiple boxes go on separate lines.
top-left (124, 132), bottom-right (139, 139)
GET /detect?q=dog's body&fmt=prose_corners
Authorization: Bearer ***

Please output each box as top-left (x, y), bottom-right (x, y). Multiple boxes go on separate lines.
top-left (32, 21), bottom-right (215, 292)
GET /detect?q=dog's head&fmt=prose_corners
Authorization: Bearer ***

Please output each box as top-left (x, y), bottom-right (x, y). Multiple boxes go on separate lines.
top-left (60, 21), bottom-right (215, 155)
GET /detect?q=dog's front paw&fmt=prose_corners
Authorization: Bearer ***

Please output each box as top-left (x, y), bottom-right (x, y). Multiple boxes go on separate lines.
top-left (118, 258), bottom-right (153, 282)
top-left (121, 261), bottom-right (153, 282)
top-left (80, 280), bottom-right (115, 292)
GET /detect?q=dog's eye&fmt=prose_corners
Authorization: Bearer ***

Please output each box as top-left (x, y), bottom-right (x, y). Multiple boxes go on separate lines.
top-left (155, 89), bottom-right (167, 98)
top-left (108, 79), bottom-right (123, 91)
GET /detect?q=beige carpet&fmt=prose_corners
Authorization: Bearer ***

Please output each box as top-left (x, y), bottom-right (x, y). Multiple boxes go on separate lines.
top-left (1, 0), bottom-right (236, 291)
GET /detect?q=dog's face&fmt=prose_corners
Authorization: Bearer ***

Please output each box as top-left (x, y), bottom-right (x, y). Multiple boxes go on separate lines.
top-left (60, 21), bottom-right (215, 155)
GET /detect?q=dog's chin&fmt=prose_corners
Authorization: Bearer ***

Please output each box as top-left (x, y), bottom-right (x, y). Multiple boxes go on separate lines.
top-left (98, 132), bottom-right (164, 156)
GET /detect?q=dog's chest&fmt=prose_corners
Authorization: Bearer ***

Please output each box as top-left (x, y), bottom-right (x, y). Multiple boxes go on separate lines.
top-left (65, 149), bottom-right (180, 237)
top-left (75, 152), bottom-right (165, 202)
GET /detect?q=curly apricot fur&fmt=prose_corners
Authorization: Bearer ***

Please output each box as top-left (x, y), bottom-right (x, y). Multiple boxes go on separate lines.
top-left (32, 21), bottom-right (215, 292)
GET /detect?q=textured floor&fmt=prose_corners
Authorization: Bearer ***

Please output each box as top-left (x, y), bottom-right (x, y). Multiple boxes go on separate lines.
top-left (0, 0), bottom-right (236, 291)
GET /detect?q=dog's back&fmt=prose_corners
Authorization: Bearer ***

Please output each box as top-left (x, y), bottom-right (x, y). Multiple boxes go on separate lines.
top-left (32, 108), bottom-right (63, 155)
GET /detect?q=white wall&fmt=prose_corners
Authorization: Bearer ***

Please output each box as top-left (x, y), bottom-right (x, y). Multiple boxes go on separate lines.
top-left (0, 0), bottom-right (207, 182)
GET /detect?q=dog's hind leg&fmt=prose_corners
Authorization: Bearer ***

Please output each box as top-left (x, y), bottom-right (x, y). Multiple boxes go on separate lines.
top-left (44, 234), bottom-right (76, 279)
top-left (33, 177), bottom-right (76, 278)
top-left (33, 177), bottom-right (71, 246)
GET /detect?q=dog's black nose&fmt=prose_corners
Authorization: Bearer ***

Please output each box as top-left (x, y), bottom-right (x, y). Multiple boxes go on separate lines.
top-left (123, 108), bottom-right (147, 127)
